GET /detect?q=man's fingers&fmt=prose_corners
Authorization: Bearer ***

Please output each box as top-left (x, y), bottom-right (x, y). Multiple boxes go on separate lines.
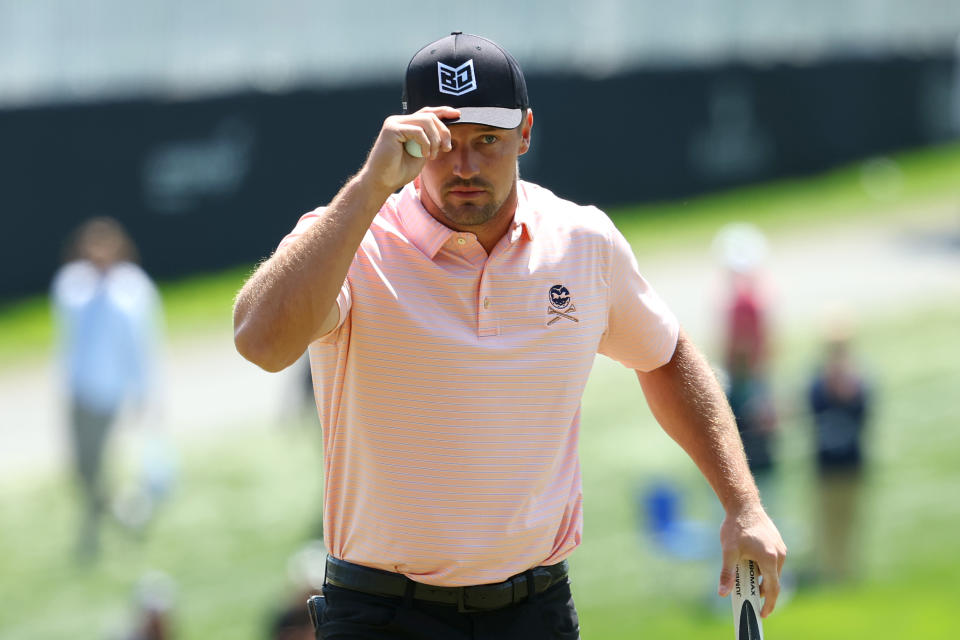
top-left (758, 560), bottom-right (781, 618)
top-left (718, 548), bottom-right (739, 597)
top-left (395, 125), bottom-right (432, 158)
top-left (419, 105), bottom-right (461, 121)
top-left (414, 107), bottom-right (458, 154)
top-left (395, 112), bottom-right (454, 159)
top-left (763, 541), bottom-right (788, 617)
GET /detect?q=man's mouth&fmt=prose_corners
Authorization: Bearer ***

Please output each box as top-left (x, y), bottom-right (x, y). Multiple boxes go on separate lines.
top-left (445, 179), bottom-right (490, 195)
top-left (446, 184), bottom-right (489, 199)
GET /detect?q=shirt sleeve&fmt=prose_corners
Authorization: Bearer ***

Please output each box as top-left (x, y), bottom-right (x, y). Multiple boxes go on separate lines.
top-left (278, 207), bottom-right (353, 341)
top-left (597, 224), bottom-right (679, 372)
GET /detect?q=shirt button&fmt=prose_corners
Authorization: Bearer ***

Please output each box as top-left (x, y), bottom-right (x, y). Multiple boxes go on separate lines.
top-left (483, 297), bottom-right (491, 309)
top-left (457, 237), bottom-right (466, 246)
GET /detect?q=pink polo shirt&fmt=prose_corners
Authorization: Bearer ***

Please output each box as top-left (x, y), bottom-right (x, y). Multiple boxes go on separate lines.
top-left (280, 180), bottom-right (679, 587)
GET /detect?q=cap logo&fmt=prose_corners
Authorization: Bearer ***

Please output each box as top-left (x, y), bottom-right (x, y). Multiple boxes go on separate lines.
top-left (437, 60), bottom-right (477, 96)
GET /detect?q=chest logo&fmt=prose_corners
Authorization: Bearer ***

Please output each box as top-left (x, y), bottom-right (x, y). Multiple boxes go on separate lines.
top-left (438, 60), bottom-right (477, 96)
top-left (547, 284), bottom-right (579, 325)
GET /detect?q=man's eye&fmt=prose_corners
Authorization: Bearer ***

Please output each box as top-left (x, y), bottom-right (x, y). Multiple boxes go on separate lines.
top-left (482, 135), bottom-right (499, 144)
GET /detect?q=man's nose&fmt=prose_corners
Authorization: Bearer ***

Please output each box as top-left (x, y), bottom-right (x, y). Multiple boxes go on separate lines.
top-left (451, 146), bottom-right (480, 179)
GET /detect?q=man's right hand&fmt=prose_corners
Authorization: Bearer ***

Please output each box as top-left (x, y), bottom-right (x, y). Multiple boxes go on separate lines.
top-left (359, 106), bottom-right (459, 194)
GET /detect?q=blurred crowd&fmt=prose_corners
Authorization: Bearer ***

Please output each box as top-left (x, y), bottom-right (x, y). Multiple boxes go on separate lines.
top-left (710, 222), bottom-right (874, 588)
top-left (639, 221), bottom-right (876, 602)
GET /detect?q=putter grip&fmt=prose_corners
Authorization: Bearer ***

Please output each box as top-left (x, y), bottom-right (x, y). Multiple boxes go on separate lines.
top-left (732, 559), bottom-right (764, 640)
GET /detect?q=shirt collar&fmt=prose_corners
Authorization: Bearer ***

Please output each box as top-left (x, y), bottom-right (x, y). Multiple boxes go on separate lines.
top-left (397, 179), bottom-right (535, 259)
top-left (397, 182), bottom-right (456, 259)
top-left (512, 180), bottom-right (536, 243)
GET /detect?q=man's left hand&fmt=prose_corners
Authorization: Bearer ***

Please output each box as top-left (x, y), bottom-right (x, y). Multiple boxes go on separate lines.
top-left (717, 503), bottom-right (787, 618)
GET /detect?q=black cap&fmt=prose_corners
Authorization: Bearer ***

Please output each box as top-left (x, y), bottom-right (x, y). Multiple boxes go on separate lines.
top-left (402, 32), bottom-right (529, 129)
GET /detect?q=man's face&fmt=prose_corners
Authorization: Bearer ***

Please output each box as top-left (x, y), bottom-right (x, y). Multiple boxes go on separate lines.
top-left (419, 115), bottom-right (531, 229)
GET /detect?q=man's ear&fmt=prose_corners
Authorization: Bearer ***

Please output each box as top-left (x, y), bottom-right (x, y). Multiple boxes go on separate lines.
top-left (518, 109), bottom-right (534, 155)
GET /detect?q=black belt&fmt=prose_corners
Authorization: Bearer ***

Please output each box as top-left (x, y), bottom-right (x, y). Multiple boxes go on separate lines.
top-left (324, 556), bottom-right (569, 613)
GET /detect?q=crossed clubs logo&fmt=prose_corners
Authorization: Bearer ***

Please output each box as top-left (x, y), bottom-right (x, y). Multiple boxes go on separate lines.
top-left (547, 284), bottom-right (578, 325)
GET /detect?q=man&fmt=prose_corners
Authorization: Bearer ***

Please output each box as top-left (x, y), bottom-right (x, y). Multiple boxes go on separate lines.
top-left (808, 322), bottom-right (871, 583)
top-left (234, 32), bottom-right (786, 639)
top-left (52, 216), bottom-right (163, 561)
top-left (714, 223), bottom-right (779, 509)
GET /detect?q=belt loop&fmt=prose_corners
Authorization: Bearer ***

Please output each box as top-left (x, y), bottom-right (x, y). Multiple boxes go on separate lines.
top-left (524, 569), bottom-right (538, 603)
top-left (402, 578), bottom-right (416, 608)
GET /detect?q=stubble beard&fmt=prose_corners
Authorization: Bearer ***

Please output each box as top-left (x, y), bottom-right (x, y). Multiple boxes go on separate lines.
top-left (438, 197), bottom-right (503, 227)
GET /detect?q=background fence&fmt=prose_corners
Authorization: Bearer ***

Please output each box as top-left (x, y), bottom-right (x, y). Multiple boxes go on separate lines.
top-left (3, 52), bottom-right (958, 299)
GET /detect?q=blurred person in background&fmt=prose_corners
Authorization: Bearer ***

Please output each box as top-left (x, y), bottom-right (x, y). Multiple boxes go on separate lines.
top-left (111, 570), bottom-right (177, 640)
top-left (713, 223), bottom-right (779, 509)
top-left (275, 353), bottom-right (324, 538)
top-left (266, 540), bottom-right (326, 640)
top-left (51, 216), bottom-right (163, 561)
top-left (807, 315), bottom-right (872, 584)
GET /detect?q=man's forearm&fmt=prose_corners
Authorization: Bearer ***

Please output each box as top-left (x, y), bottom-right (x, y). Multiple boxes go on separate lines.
top-left (233, 172), bottom-right (393, 371)
top-left (636, 330), bottom-right (760, 513)
top-left (638, 330), bottom-right (787, 614)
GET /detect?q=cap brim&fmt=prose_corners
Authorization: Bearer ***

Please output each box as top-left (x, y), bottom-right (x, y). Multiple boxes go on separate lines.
top-left (445, 107), bottom-right (523, 129)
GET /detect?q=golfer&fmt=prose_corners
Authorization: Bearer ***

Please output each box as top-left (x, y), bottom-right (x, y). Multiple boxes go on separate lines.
top-left (234, 32), bottom-right (786, 639)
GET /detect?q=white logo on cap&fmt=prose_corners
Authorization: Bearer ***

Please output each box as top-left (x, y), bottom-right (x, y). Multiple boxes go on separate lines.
top-left (437, 60), bottom-right (477, 96)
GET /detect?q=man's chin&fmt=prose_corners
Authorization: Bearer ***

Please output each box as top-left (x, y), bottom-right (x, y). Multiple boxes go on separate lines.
top-left (440, 203), bottom-right (499, 227)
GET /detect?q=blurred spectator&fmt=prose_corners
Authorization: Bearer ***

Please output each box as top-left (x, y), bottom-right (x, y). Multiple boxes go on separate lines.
top-left (111, 570), bottom-right (177, 640)
top-left (638, 477), bottom-right (713, 561)
top-left (278, 351), bottom-right (319, 429)
top-left (808, 318), bottom-right (872, 584)
top-left (266, 540), bottom-right (326, 640)
top-left (276, 352), bottom-right (323, 539)
top-left (712, 223), bottom-right (779, 505)
top-left (51, 217), bottom-right (163, 560)
top-left (268, 605), bottom-right (313, 640)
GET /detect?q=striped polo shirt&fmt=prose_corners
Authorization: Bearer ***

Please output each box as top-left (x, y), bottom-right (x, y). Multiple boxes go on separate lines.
top-left (280, 179), bottom-right (679, 587)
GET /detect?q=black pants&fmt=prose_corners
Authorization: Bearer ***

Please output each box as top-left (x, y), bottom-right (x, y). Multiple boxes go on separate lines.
top-left (312, 579), bottom-right (580, 639)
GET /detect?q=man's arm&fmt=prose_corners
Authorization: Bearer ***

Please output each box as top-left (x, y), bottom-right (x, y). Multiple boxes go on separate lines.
top-left (636, 330), bottom-right (787, 617)
top-left (233, 107), bottom-right (459, 371)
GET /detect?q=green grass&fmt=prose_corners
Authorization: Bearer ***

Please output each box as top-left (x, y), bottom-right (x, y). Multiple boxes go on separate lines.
top-left (0, 296), bottom-right (54, 362)
top-left (0, 425), bottom-right (324, 639)
top-left (584, 577), bottom-right (959, 639)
